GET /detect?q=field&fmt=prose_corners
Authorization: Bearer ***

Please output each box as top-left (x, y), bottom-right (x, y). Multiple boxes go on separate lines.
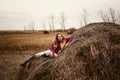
top-left (0, 31), bottom-right (68, 80)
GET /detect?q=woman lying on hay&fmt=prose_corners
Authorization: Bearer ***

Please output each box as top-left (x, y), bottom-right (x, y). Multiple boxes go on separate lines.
top-left (20, 33), bottom-right (74, 68)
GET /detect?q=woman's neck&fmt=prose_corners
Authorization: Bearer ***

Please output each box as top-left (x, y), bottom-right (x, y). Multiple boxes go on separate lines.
top-left (60, 39), bottom-right (66, 49)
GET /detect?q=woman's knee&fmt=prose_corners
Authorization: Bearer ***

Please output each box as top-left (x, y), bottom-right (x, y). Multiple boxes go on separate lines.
top-left (35, 52), bottom-right (45, 57)
top-left (34, 54), bottom-right (40, 58)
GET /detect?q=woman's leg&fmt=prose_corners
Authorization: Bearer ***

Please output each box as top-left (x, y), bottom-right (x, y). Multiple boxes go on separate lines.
top-left (35, 50), bottom-right (53, 57)
top-left (44, 50), bottom-right (54, 57)
top-left (20, 55), bottom-right (36, 67)
top-left (20, 51), bottom-right (46, 67)
top-left (35, 51), bottom-right (47, 57)
top-left (20, 50), bottom-right (53, 68)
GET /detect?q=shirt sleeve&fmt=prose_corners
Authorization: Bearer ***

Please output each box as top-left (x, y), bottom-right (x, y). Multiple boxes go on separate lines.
top-left (66, 35), bottom-right (74, 43)
top-left (49, 42), bottom-right (55, 54)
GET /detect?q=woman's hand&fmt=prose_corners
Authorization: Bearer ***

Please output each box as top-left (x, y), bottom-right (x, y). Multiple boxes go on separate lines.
top-left (54, 53), bottom-right (58, 57)
top-left (65, 43), bottom-right (69, 47)
top-left (58, 50), bottom-right (61, 54)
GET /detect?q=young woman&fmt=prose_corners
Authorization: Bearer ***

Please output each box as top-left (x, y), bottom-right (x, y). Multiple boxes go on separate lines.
top-left (20, 33), bottom-right (73, 67)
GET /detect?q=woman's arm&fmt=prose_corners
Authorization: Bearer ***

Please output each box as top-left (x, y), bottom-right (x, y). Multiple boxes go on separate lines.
top-left (65, 43), bottom-right (69, 47)
top-left (54, 53), bottom-right (58, 57)
top-left (49, 40), bottom-right (57, 54)
top-left (65, 35), bottom-right (74, 46)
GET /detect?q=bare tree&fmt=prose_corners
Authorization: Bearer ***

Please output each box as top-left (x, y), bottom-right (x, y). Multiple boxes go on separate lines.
top-left (29, 21), bottom-right (35, 32)
top-left (81, 9), bottom-right (89, 26)
top-left (105, 14), bottom-right (110, 22)
top-left (77, 14), bottom-right (83, 27)
top-left (98, 10), bottom-right (111, 22)
top-left (42, 20), bottom-right (46, 31)
top-left (99, 8), bottom-right (117, 23)
top-left (49, 14), bottom-right (55, 31)
top-left (60, 12), bottom-right (66, 31)
top-left (24, 25), bottom-right (27, 31)
top-left (118, 12), bottom-right (120, 18)
top-left (99, 11), bottom-right (107, 22)
top-left (117, 12), bottom-right (120, 24)
top-left (46, 16), bottom-right (52, 31)
top-left (48, 19), bottom-right (52, 31)
top-left (109, 8), bottom-right (116, 23)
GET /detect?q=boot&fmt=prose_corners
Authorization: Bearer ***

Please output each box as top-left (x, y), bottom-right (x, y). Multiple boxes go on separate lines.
top-left (20, 55), bottom-right (36, 68)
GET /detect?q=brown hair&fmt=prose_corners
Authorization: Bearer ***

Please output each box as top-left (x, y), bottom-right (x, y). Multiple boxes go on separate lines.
top-left (53, 33), bottom-right (65, 48)
top-left (56, 33), bottom-right (65, 43)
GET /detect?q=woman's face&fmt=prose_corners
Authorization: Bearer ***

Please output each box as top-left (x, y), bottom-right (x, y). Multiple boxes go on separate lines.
top-left (57, 34), bottom-right (63, 42)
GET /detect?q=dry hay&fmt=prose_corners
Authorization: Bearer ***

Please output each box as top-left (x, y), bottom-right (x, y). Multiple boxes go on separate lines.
top-left (17, 22), bottom-right (120, 80)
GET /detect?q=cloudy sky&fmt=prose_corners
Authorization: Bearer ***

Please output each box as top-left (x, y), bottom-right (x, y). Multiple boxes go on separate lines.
top-left (0, 0), bottom-right (120, 30)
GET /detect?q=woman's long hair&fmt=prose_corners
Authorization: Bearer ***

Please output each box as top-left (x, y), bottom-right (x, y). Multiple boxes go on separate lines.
top-left (56, 33), bottom-right (65, 42)
top-left (53, 33), bottom-right (65, 48)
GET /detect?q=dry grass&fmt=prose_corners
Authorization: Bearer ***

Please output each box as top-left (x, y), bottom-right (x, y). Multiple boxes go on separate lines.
top-left (17, 22), bottom-right (120, 80)
top-left (1, 33), bottom-right (51, 52)
top-left (0, 31), bottom-right (68, 80)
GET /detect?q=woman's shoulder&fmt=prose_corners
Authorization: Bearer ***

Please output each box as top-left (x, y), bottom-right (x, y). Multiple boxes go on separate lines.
top-left (52, 40), bottom-right (58, 45)
top-left (52, 40), bottom-right (55, 43)
top-left (66, 35), bottom-right (74, 40)
top-left (66, 35), bottom-right (74, 42)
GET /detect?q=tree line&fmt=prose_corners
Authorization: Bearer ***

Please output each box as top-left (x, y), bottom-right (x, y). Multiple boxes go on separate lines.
top-left (24, 8), bottom-right (120, 32)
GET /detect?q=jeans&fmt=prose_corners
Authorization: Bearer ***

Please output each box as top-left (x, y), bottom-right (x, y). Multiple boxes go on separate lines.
top-left (35, 50), bottom-right (53, 57)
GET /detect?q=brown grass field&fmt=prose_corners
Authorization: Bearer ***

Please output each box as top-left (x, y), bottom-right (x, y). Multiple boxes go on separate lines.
top-left (0, 31), bottom-right (69, 80)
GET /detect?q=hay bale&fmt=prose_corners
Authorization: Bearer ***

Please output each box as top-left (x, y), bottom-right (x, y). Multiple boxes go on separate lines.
top-left (17, 22), bottom-right (120, 80)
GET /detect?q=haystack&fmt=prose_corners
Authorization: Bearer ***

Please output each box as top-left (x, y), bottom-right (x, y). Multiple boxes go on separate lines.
top-left (17, 22), bottom-right (120, 80)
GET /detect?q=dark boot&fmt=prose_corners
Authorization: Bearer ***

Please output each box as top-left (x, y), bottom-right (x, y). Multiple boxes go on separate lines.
top-left (20, 55), bottom-right (36, 68)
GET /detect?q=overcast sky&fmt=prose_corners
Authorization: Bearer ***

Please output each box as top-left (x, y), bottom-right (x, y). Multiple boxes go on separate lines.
top-left (0, 0), bottom-right (120, 30)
